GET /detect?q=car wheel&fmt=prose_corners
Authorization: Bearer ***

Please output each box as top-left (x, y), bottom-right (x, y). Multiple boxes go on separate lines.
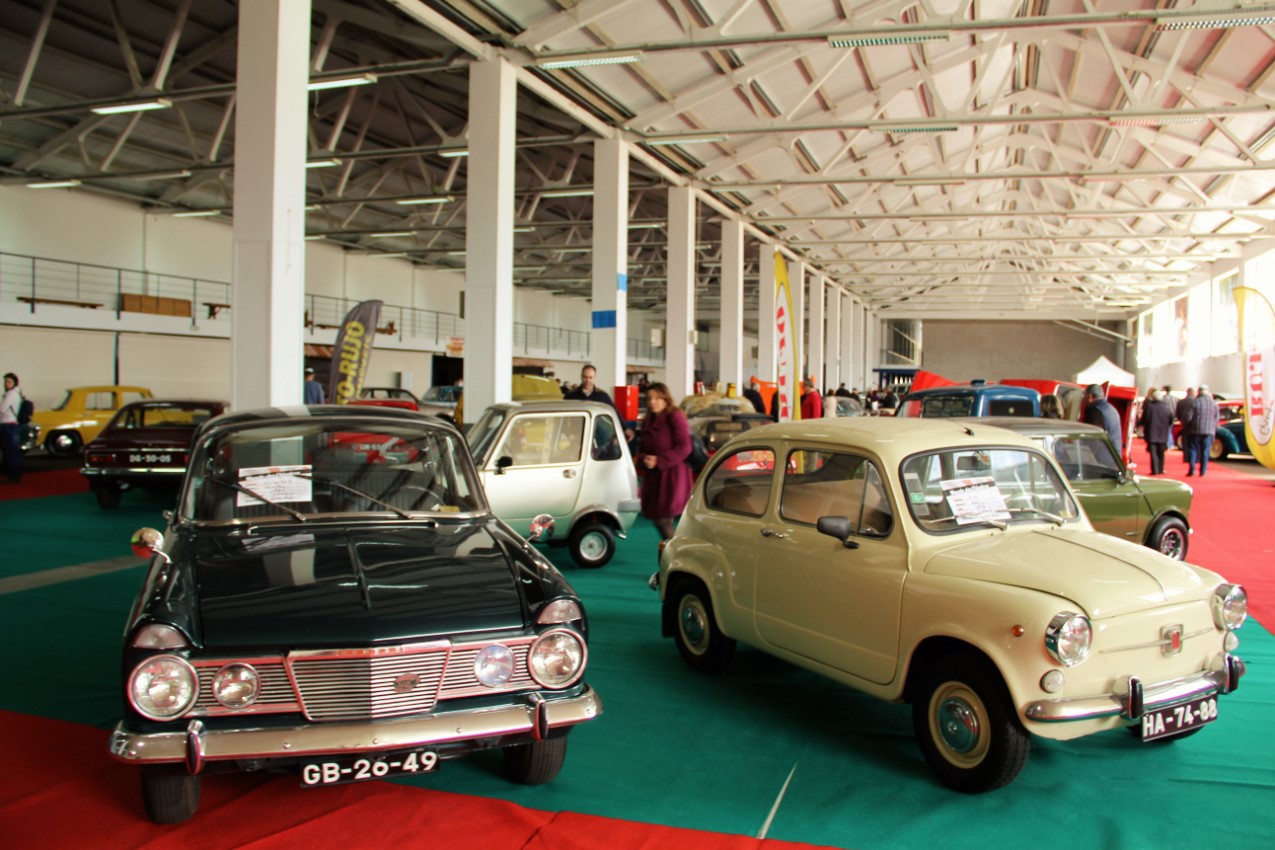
top-left (670, 579), bottom-right (736, 673)
top-left (503, 737), bottom-right (568, 785)
top-left (912, 652), bottom-right (1030, 793)
top-left (1209, 440), bottom-right (1227, 461)
top-left (568, 521), bottom-right (614, 568)
top-left (45, 430), bottom-right (82, 458)
top-left (1147, 516), bottom-right (1189, 561)
top-left (140, 766), bottom-right (200, 824)
top-left (94, 485), bottom-right (123, 510)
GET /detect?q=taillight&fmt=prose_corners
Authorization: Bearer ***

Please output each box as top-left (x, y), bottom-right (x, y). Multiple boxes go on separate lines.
top-left (87, 452), bottom-right (113, 464)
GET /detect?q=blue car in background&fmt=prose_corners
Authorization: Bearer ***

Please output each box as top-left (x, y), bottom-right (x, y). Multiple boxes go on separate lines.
top-left (896, 381), bottom-right (1040, 418)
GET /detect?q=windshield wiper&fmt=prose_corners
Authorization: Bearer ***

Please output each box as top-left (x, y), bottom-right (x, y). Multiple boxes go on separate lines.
top-left (1008, 507), bottom-right (1065, 526)
top-left (290, 471), bottom-right (413, 519)
top-left (205, 477), bottom-right (307, 521)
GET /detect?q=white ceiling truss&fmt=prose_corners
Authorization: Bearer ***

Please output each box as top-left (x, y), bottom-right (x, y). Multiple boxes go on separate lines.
top-left (3, 0), bottom-right (1275, 323)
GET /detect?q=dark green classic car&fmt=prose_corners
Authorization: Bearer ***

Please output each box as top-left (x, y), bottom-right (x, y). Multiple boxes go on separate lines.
top-left (108, 406), bottom-right (601, 823)
top-left (975, 417), bottom-right (1192, 560)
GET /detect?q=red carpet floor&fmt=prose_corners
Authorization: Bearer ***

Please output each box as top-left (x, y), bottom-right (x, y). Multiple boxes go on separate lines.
top-left (0, 467), bottom-right (84, 500)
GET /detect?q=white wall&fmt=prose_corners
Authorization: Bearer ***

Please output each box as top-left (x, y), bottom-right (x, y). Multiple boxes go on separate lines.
top-left (920, 320), bottom-right (1125, 383)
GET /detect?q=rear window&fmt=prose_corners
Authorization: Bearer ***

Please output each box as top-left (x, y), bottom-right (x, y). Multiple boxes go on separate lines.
top-left (702, 448), bottom-right (776, 517)
top-left (986, 398), bottom-right (1034, 416)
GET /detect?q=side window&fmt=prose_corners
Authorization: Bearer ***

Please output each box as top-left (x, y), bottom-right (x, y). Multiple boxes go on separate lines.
top-left (85, 392), bottom-right (114, 410)
top-left (548, 415), bottom-right (586, 464)
top-left (591, 414), bottom-right (622, 461)
top-left (702, 448), bottom-right (776, 517)
top-left (780, 449), bottom-right (892, 538)
top-left (498, 415), bottom-right (585, 467)
top-left (1053, 436), bottom-right (1121, 481)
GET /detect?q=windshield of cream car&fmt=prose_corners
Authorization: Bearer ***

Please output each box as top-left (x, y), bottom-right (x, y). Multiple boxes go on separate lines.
top-left (181, 418), bottom-right (482, 522)
top-left (900, 447), bottom-right (1079, 533)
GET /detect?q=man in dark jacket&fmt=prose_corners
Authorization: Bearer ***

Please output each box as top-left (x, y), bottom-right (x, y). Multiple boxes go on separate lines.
top-left (1082, 384), bottom-right (1123, 455)
top-left (1175, 387), bottom-right (1197, 471)
top-left (1140, 389), bottom-right (1174, 474)
top-left (743, 377), bottom-right (766, 414)
top-left (1185, 386), bottom-right (1219, 477)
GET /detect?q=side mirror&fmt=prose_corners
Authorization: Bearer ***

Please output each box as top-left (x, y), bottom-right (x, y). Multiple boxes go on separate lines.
top-left (528, 514), bottom-right (556, 543)
top-left (816, 516), bottom-right (860, 549)
top-left (495, 455), bottom-right (514, 475)
top-left (131, 527), bottom-right (171, 564)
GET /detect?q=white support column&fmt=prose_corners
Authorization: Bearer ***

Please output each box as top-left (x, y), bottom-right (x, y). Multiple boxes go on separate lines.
top-left (791, 261), bottom-right (805, 382)
top-left (591, 138), bottom-right (628, 391)
top-left (851, 301), bottom-right (866, 390)
top-left (230, 0), bottom-right (310, 410)
top-left (865, 312), bottom-right (878, 389)
top-left (464, 58), bottom-right (517, 415)
top-left (808, 272), bottom-right (824, 391)
top-left (719, 218), bottom-right (745, 393)
top-left (666, 186), bottom-right (696, 400)
top-left (840, 293), bottom-right (854, 390)
top-left (756, 244), bottom-right (777, 384)
top-left (825, 285), bottom-right (841, 390)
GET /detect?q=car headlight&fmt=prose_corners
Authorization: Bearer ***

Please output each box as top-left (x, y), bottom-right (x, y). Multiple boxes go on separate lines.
top-left (537, 599), bottom-right (582, 625)
top-left (212, 663), bottom-right (259, 708)
top-left (1212, 584), bottom-right (1248, 631)
top-left (1045, 612), bottom-right (1092, 667)
top-left (528, 629), bottom-right (586, 688)
top-left (131, 623), bottom-right (189, 650)
top-left (129, 654), bottom-right (197, 720)
top-left (474, 644), bottom-right (515, 687)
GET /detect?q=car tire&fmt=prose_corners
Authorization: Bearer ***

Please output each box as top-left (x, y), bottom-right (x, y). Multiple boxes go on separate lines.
top-left (140, 766), bottom-right (200, 824)
top-left (1209, 440), bottom-right (1227, 461)
top-left (503, 736), bottom-right (568, 785)
top-left (45, 429), bottom-right (82, 459)
top-left (1147, 515), bottom-right (1189, 561)
top-left (568, 521), bottom-right (615, 568)
top-left (94, 485), bottom-right (123, 510)
top-left (670, 578), bottom-right (736, 674)
top-left (911, 651), bottom-right (1030, 793)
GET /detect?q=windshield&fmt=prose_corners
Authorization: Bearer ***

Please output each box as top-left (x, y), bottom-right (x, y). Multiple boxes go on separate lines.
top-left (901, 447), bottom-right (1079, 533)
top-left (181, 417), bottom-right (483, 523)
top-left (466, 407), bottom-right (507, 464)
top-left (53, 391), bottom-right (71, 412)
top-left (423, 386), bottom-right (460, 404)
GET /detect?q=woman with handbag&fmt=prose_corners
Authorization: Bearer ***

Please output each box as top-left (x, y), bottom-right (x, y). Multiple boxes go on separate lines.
top-left (634, 382), bottom-right (693, 541)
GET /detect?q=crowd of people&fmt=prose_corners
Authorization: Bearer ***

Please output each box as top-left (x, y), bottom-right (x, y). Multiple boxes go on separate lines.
top-left (1139, 384), bottom-right (1221, 477)
top-left (739, 376), bottom-right (900, 420)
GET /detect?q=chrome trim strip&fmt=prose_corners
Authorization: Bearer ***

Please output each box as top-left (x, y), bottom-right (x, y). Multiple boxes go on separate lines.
top-left (1024, 662), bottom-right (1242, 723)
top-left (82, 467), bottom-right (186, 476)
top-left (108, 687), bottom-right (602, 767)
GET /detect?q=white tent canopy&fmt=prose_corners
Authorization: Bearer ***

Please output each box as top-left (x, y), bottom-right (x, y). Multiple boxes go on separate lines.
top-left (1074, 356), bottom-right (1135, 388)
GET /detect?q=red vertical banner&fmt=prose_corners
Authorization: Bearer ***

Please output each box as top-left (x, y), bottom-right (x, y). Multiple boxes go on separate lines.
top-left (327, 300), bottom-right (383, 404)
top-left (774, 252), bottom-right (800, 421)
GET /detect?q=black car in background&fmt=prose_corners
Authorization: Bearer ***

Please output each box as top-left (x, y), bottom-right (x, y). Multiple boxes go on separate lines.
top-left (109, 406), bottom-right (601, 823)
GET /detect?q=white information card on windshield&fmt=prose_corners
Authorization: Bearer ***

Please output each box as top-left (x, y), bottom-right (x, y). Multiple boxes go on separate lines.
top-left (237, 465), bottom-right (312, 507)
top-left (941, 476), bottom-right (1010, 525)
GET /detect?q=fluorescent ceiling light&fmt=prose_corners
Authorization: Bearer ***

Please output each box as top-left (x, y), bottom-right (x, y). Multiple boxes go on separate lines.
top-left (305, 235), bottom-right (326, 241)
top-left (447, 250), bottom-right (467, 255)
top-left (370, 231), bottom-right (414, 238)
top-left (306, 159), bottom-right (342, 168)
top-left (135, 170), bottom-right (192, 180)
top-left (828, 31), bottom-right (949, 48)
top-left (1107, 115), bottom-right (1209, 127)
top-left (629, 222), bottom-right (663, 229)
top-left (307, 73), bottom-right (377, 91)
top-left (514, 226), bottom-right (537, 233)
top-left (1157, 14), bottom-right (1275, 31)
top-left (91, 98), bottom-right (172, 115)
top-left (439, 148), bottom-right (469, 158)
top-left (26, 179), bottom-right (82, 189)
top-left (396, 195), bottom-right (455, 206)
top-left (874, 125), bottom-right (959, 134)
top-left (172, 209), bottom-right (219, 217)
top-left (369, 252), bottom-right (409, 259)
top-left (644, 135), bottom-right (728, 146)
top-left (541, 188), bottom-right (594, 198)
top-left (536, 50), bottom-right (645, 70)
top-left (514, 266), bottom-right (547, 272)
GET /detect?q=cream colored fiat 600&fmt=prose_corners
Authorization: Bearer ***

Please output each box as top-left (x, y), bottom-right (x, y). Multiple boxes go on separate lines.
top-left (655, 417), bottom-right (1248, 793)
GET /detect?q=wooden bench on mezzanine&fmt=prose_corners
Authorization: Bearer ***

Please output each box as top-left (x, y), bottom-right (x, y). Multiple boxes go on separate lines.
top-left (17, 295), bottom-right (103, 309)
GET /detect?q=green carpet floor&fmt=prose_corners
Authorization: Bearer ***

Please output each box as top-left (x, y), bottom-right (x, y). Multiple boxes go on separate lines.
top-left (3, 487), bottom-right (1273, 849)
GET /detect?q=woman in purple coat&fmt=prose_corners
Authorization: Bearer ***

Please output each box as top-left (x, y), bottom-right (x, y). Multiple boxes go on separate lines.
top-left (635, 382), bottom-right (693, 541)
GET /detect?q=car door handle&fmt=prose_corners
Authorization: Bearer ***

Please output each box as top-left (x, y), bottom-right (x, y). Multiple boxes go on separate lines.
top-left (760, 528), bottom-right (788, 539)
top-left (563, 469), bottom-right (577, 478)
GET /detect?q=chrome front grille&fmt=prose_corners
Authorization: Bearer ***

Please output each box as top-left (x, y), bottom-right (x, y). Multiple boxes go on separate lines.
top-left (439, 644), bottom-right (535, 699)
top-left (289, 648), bottom-right (450, 721)
top-left (193, 659), bottom-right (299, 715)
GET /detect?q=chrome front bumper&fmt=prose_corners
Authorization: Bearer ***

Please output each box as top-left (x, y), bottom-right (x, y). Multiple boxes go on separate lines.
top-left (109, 686), bottom-right (602, 774)
top-left (82, 467), bottom-right (185, 477)
top-left (1024, 655), bottom-right (1245, 723)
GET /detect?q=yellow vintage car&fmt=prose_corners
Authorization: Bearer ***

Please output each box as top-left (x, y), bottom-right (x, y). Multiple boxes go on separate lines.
top-left (34, 385), bottom-right (154, 457)
top-left (655, 417), bottom-right (1248, 793)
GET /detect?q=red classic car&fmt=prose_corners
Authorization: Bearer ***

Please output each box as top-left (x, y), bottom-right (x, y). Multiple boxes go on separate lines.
top-left (81, 400), bottom-right (228, 509)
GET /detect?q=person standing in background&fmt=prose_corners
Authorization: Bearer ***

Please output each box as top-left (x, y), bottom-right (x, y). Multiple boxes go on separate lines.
top-left (1082, 384), bottom-right (1123, 455)
top-left (743, 377), bottom-right (766, 414)
top-left (1186, 386), bottom-right (1219, 477)
top-left (1040, 394), bottom-right (1065, 419)
top-left (800, 377), bottom-right (823, 419)
top-left (1140, 389), bottom-right (1173, 474)
top-left (1, 373), bottom-right (25, 484)
top-left (634, 382), bottom-right (693, 542)
top-left (1175, 387), bottom-right (1197, 471)
top-left (303, 367), bottom-right (326, 404)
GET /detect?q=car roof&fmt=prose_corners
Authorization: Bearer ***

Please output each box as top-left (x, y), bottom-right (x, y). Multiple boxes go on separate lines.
top-left (65, 385), bottom-right (152, 393)
top-left (486, 400), bottom-right (614, 414)
top-left (198, 404), bottom-right (459, 438)
top-left (724, 416), bottom-right (1041, 465)
top-left (118, 399), bottom-right (227, 409)
top-left (958, 416), bottom-right (1108, 438)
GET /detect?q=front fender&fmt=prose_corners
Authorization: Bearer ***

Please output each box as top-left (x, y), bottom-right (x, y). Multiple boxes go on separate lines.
top-left (658, 535), bottom-right (749, 641)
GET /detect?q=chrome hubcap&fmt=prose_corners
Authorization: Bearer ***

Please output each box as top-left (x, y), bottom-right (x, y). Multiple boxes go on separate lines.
top-left (680, 598), bottom-right (707, 652)
top-left (937, 697), bottom-right (981, 755)
top-left (579, 531), bottom-right (607, 561)
top-left (1160, 530), bottom-right (1185, 559)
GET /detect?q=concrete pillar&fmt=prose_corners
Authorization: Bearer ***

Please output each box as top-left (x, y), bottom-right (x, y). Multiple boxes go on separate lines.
top-left (666, 186), bottom-right (696, 400)
top-left (719, 218), bottom-right (744, 392)
top-left (591, 138), bottom-right (628, 390)
top-left (464, 58), bottom-right (517, 415)
top-left (825, 285), bottom-right (840, 390)
top-left (808, 272), bottom-right (824, 391)
top-left (865, 312), bottom-right (878, 389)
top-left (840, 293), bottom-right (855, 390)
top-left (756, 243), bottom-right (776, 384)
top-left (230, 0), bottom-right (310, 409)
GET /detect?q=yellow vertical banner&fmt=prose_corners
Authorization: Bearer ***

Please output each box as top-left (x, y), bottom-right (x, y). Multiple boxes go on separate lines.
top-left (1235, 286), bottom-right (1275, 470)
top-left (774, 252), bottom-right (801, 421)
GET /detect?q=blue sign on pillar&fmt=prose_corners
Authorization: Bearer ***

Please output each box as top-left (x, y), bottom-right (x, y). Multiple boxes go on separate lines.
top-left (592, 310), bottom-right (617, 329)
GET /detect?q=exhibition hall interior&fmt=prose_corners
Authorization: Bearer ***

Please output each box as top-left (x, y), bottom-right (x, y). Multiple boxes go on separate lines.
top-left (2, 2), bottom-right (1274, 848)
